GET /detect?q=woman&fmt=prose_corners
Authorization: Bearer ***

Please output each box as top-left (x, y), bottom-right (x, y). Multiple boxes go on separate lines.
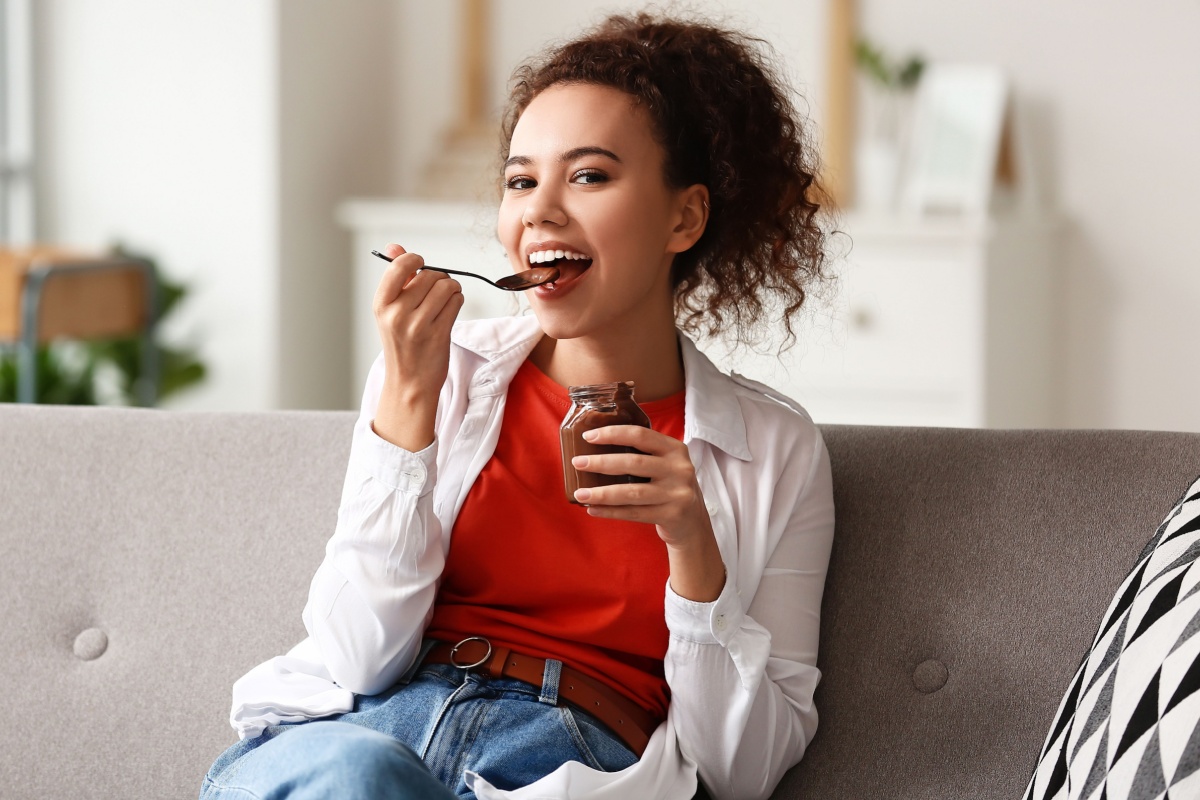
top-left (202, 12), bottom-right (834, 800)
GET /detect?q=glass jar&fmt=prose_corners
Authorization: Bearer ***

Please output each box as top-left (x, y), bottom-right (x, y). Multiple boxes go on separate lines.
top-left (560, 381), bottom-right (651, 505)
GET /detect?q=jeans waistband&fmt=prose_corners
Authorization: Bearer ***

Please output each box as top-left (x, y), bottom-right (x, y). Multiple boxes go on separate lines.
top-left (421, 637), bottom-right (658, 757)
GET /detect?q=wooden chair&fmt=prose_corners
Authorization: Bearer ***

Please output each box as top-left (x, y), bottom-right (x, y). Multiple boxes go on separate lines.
top-left (0, 247), bottom-right (158, 405)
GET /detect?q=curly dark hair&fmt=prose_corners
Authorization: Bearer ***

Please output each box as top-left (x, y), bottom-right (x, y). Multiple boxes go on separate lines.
top-left (501, 11), bottom-right (831, 344)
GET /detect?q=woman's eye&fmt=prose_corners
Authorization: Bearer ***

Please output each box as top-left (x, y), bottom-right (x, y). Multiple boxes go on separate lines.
top-left (505, 176), bottom-right (536, 190)
top-left (571, 169), bottom-right (608, 185)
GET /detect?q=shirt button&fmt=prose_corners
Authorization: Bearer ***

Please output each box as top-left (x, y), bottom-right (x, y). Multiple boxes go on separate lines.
top-left (714, 615), bottom-right (728, 632)
top-left (705, 500), bottom-right (719, 516)
top-left (404, 464), bottom-right (426, 483)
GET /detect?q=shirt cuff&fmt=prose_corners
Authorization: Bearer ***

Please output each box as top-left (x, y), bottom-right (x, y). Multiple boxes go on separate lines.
top-left (664, 573), bottom-right (744, 646)
top-left (348, 417), bottom-right (438, 495)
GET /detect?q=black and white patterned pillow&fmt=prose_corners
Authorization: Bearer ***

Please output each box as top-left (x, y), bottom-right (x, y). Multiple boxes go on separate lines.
top-left (1025, 475), bottom-right (1200, 800)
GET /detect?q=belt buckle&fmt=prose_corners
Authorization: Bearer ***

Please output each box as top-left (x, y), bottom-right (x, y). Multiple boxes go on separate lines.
top-left (449, 636), bottom-right (492, 671)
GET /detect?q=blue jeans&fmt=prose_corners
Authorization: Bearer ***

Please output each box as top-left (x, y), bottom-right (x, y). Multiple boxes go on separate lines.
top-left (200, 660), bottom-right (638, 799)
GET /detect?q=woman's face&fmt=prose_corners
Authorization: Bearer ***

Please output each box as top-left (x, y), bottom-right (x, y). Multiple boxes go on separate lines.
top-left (498, 82), bottom-right (696, 343)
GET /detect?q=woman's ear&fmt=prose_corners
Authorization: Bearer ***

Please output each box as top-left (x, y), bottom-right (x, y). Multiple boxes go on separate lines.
top-left (667, 185), bottom-right (710, 254)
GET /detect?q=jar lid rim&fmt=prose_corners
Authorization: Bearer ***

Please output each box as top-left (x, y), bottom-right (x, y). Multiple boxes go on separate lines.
top-left (567, 381), bottom-right (635, 395)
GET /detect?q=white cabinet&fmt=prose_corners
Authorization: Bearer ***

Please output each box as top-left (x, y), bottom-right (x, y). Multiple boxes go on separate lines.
top-left (338, 200), bottom-right (1062, 428)
top-left (704, 213), bottom-right (1063, 427)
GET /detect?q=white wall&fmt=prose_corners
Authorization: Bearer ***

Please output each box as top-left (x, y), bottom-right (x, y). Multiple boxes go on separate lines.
top-left (392, 0), bottom-right (828, 197)
top-left (858, 0), bottom-right (1200, 431)
top-left (35, 0), bottom-right (396, 411)
top-left (35, 0), bottom-right (280, 410)
top-left (278, 0), bottom-right (398, 409)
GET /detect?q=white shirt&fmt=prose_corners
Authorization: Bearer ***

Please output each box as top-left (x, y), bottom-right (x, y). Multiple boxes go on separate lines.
top-left (230, 315), bottom-right (835, 800)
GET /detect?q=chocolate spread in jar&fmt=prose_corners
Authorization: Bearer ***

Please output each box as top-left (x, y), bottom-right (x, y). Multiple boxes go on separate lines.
top-left (560, 381), bottom-right (651, 505)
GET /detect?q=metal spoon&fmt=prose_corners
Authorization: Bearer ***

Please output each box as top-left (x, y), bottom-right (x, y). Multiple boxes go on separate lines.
top-left (371, 250), bottom-right (558, 291)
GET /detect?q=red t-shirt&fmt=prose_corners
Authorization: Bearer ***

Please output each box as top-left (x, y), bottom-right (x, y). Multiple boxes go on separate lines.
top-left (425, 359), bottom-right (686, 718)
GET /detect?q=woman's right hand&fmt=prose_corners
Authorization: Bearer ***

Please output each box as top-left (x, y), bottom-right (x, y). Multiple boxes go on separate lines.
top-left (370, 244), bottom-right (464, 452)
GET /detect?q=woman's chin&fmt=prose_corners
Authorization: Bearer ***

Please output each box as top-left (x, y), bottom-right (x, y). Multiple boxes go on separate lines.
top-left (528, 306), bottom-right (590, 341)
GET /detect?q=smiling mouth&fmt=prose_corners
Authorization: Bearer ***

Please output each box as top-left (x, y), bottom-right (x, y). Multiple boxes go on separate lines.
top-left (527, 249), bottom-right (593, 285)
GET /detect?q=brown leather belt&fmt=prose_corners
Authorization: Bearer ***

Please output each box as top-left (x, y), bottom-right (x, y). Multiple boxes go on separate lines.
top-left (423, 637), bottom-right (660, 758)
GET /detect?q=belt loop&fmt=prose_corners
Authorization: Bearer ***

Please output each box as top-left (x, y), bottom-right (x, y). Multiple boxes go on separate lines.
top-left (539, 659), bottom-right (563, 706)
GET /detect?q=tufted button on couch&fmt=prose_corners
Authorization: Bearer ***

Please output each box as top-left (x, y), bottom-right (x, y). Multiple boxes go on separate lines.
top-left (3, 405), bottom-right (1199, 799)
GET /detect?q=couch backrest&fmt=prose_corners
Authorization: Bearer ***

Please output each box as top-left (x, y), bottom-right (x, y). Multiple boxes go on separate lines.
top-left (1, 407), bottom-right (355, 799)
top-left (2, 406), bottom-right (1199, 799)
top-left (782, 425), bottom-right (1200, 799)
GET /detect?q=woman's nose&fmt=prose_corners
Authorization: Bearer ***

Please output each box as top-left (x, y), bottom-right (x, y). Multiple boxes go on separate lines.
top-left (521, 187), bottom-right (568, 228)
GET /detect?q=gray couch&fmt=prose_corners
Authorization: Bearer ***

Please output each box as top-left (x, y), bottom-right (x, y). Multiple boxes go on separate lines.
top-left (3, 404), bottom-right (1199, 799)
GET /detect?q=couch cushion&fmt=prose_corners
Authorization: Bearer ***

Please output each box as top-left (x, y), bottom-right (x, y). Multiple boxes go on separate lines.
top-left (1024, 474), bottom-right (1200, 799)
top-left (778, 426), bottom-right (1200, 800)
top-left (0, 405), bottom-right (358, 799)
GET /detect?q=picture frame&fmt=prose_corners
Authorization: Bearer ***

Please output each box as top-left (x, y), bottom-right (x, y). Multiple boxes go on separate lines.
top-left (899, 63), bottom-right (1009, 216)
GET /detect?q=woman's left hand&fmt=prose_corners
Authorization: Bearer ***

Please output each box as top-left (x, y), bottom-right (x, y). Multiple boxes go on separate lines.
top-left (572, 425), bottom-right (726, 601)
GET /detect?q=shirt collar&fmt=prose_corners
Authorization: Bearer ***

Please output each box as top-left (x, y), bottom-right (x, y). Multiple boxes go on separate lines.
top-left (678, 334), bottom-right (751, 461)
top-left (450, 316), bottom-right (543, 397)
top-left (451, 316), bottom-right (751, 461)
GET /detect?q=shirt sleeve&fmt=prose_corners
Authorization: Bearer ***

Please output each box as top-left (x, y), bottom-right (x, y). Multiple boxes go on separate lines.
top-left (663, 428), bottom-right (835, 800)
top-left (300, 352), bottom-right (448, 696)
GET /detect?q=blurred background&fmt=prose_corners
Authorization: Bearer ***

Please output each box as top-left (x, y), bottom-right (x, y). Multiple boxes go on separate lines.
top-left (1, 0), bottom-right (1197, 431)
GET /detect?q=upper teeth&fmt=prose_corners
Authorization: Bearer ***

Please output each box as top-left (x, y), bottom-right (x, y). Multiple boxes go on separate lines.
top-left (528, 250), bottom-right (589, 264)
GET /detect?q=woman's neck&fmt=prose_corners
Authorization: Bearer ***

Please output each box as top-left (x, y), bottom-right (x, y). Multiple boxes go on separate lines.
top-left (529, 318), bottom-right (686, 402)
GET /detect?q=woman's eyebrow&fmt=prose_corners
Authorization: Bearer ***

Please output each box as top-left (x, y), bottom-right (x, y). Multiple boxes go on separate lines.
top-left (561, 146), bottom-right (621, 164)
top-left (504, 146), bottom-right (622, 171)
